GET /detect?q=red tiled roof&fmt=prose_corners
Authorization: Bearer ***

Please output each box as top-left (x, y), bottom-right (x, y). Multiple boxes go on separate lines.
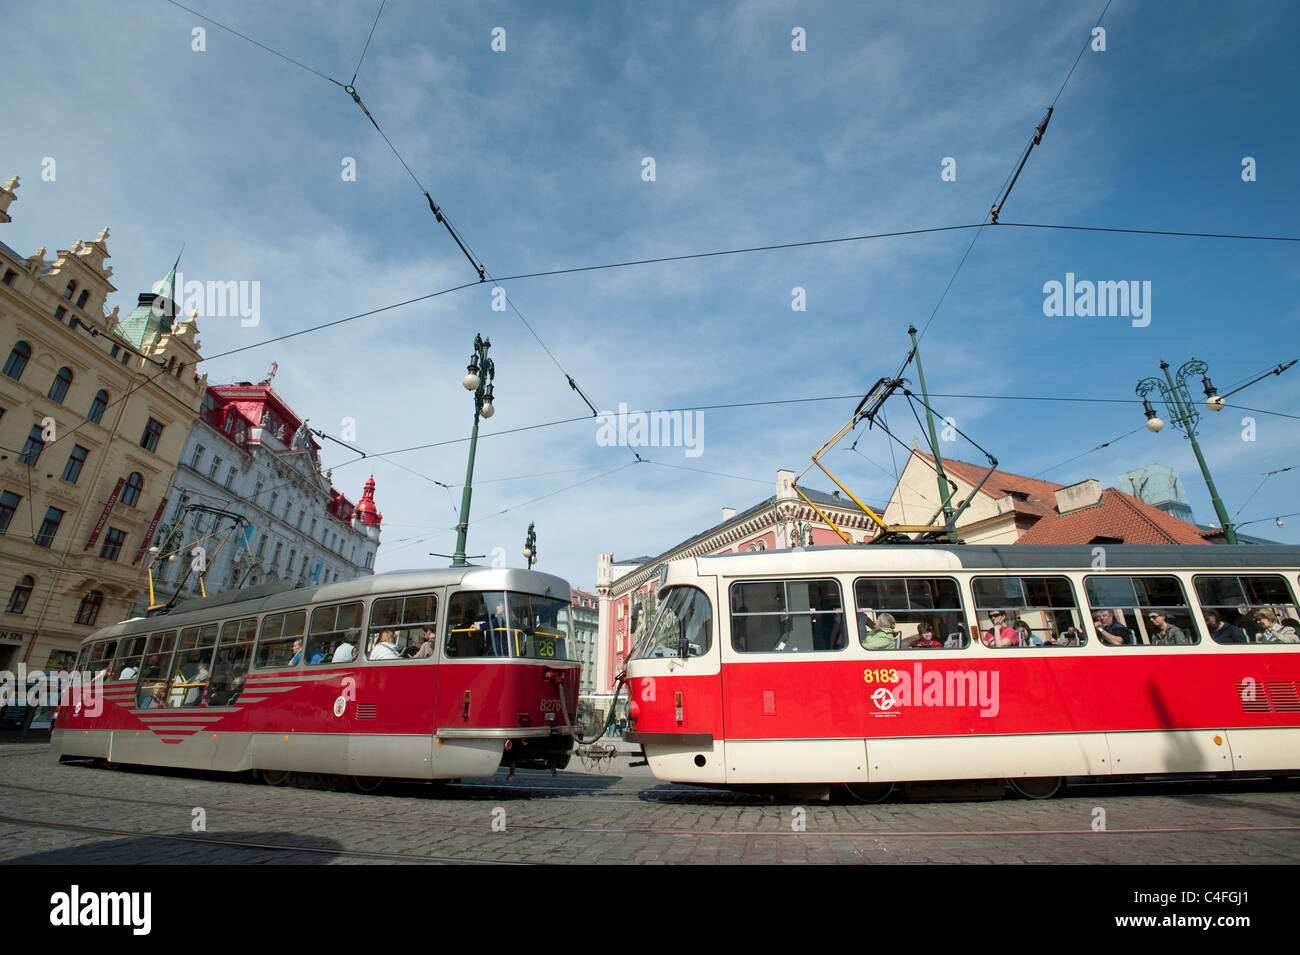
top-left (1016, 488), bottom-right (1211, 546)
top-left (914, 451), bottom-right (1063, 518)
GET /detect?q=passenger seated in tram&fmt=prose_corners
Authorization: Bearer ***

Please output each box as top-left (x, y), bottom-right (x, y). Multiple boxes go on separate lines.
top-left (1014, 620), bottom-right (1042, 646)
top-left (1146, 612), bottom-right (1190, 645)
top-left (904, 620), bottom-right (943, 649)
top-left (981, 610), bottom-right (1018, 647)
top-left (1252, 608), bottom-right (1300, 643)
top-left (369, 629), bottom-right (402, 660)
top-left (1093, 609), bottom-right (1134, 646)
top-left (413, 626), bottom-right (437, 658)
top-left (1052, 625), bottom-right (1084, 647)
top-left (332, 641), bottom-right (357, 662)
top-left (141, 685), bottom-right (167, 708)
top-left (1204, 609), bottom-right (1249, 644)
top-left (861, 613), bottom-right (898, 650)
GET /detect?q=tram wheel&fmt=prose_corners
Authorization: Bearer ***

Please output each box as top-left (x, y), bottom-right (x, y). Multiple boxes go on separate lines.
top-left (1006, 776), bottom-right (1063, 799)
top-left (840, 782), bottom-right (896, 804)
top-left (260, 768), bottom-right (291, 787)
top-left (350, 775), bottom-right (387, 793)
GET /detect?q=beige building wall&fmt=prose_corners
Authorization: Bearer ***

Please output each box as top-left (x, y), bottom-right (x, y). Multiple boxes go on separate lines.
top-left (0, 176), bottom-right (204, 671)
top-left (881, 451), bottom-right (1023, 544)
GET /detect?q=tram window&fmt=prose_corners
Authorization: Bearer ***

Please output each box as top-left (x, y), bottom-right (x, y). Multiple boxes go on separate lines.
top-left (445, 592), bottom-right (490, 658)
top-left (208, 618), bottom-right (257, 704)
top-left (75, 644), bottom-right (94, 671)
top-left (972, 576), bottom-right (1083, 648)
top-left (731, 579), bottom-right (845, 653)
top-left (508, 593), bottom-right (573, 661)
top-left (633, 585), bottom-right (713, 659)
top-left (1084, 575), bottom-right (1200, 647)
top-left (87, 639), bottom-right (118, 677)
top-left (254, 610), bottom-right (306, 668)
top-left (1194, 575), bottom-right (1300, 645)
top-left (308, 601), bottom-right (365, 663)
top-left (367, 594), bottom-right (437, 660)
top-left (854, 577), bottom-right (968, 651)
top-left (115, 636), bottom-right (147, 681)
top-left (136, 631), bottom-right (176, 707)
top-left (168, 624), bottom-right (218, 706)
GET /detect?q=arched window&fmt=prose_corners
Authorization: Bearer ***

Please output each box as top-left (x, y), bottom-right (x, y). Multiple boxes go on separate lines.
top-left (76, 591), bottom-right (104, 626)
top-left (121, 472), bottom-right (144, 507)
top-left (48, 366), bottom-right (73, 403)
top-left (75, 290), bottom-right (90, 309)
top-left (6, 575), bottom-right (35, 614)
top-left (87, 388), bottom-right (109, 423)
top-left (63, 280), bottom-right (76, 300)
top-left (3, 341), bottom-right (31, 380)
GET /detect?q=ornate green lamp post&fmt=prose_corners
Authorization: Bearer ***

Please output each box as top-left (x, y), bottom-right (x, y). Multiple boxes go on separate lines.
top-left (1136, 358), bottom-right (1237, 544)
top-left (452, 335), bottom-right (495, 566)
top-left (523, 522), bottom-right (537, 568)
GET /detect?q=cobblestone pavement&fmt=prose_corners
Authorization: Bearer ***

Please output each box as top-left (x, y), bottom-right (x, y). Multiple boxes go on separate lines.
top-left (1, 743), bottom-right (1297, 864)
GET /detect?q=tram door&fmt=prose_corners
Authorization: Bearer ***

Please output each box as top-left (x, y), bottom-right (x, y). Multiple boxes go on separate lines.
top-left (627, 577), bottom-right (726, 784)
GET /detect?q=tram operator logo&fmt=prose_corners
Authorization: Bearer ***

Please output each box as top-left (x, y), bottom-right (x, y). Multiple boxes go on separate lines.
top-left (865, 663), bottom-right (1000, 718)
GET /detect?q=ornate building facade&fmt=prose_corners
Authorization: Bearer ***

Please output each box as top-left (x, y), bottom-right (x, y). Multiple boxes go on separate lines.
top-left (0, 176), bottom-right (205, 670)
top-left (140, 379), bottom-right (383, 611)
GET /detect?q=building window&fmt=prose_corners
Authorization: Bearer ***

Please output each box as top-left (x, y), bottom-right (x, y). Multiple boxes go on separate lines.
top-left (48, 366), bottom-right (74, 403)
top-left (6, 575), bottom-right (35, 614)
top-left (0, 490), bottom-right (19, 534)
top-left (87, 388), bottom-right (109, 424)
top-left (140, 417), bottom-right (163, 452)
top-left (191, 444), bottom-right (205, 469)
top-left (99, 527), bottom-right (127, 561)
top-left (3, 341), bottom-right (31, 380)
top-left (76, 591), bottom-right (104, 626)
top-left (256, 534), bottom-right (266, 557)
top-left (63, 280), bottom-right (76, 300)
top-left (272, 541), bottom-right (282, 565)
top-left (2, 269), bottom-right (15, 286)
top-left (121, 472), bottom-right (144, 507)
top-left (54, 305), bottom-right (67, 321)
top-left (109, 344), bottom-right (119, 358)
top-left (254, 481), bottom-right (263, 501)
top-left (19, 425), bottom-right (45, 467)
top-left (75, 290), bottom-right (90, 309)
top-left (61, 445), bottom-right (89, 483)
top-left (208, 455), bottom-right (221, 479)
top-left (225, 466), bottom-right (236, 489)
top-left (35, 507), bottom-right (65, 547)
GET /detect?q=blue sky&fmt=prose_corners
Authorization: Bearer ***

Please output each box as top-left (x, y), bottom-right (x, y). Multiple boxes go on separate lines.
top-left (3, 0), bottom-right (1297, 588)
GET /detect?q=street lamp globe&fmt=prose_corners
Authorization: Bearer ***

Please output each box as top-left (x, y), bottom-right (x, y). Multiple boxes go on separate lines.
top-left (481, 400), bottom-right (495, 419)
top-left (522, 546), bottom-right (532, 560)
top-left (1207, 394), bottom-right (1226, 412)
top-left (462, 371), bottom-right (480, 392)
top-left (1146, 416), bottom-right (1164, 432)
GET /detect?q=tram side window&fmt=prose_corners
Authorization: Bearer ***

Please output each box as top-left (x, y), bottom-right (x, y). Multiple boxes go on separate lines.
top-left (1193, 575), bottom-right (1300, 645)
top-left (254, 610), bottom-right (306, 669)
top-left (308, 601), bottom-right (365, 663)
top-left (444, 591), bottom-right (509, 658)
top-left (86, 639), bottom-right (118, 677)
top-left (633, 585), bottom-right (712, 659)
top-left (115, 636), bottom-right (147, 681)
top-left (854, 577), bottom-right (969, 651)
top-left (208, 618), bottom-right (257, 704)
top-left (1084, 575), bottom-right (1200, 647)
top-left (136, 631), bottom-right (177, 707)
top-left (731, 578), bottom-right (844, 653)
top-left (971, 576), bottom-right (1083, 648)
top-left (168, 624), bottom-right (218, 706)
top-left (366, 594), bottom-right (437, 660)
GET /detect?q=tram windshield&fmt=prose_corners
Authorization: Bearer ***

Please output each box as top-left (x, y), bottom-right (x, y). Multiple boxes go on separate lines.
top-left (444, 591), bottom-right (574, 660)
top-left (634, 586), bottom-right (712, 659)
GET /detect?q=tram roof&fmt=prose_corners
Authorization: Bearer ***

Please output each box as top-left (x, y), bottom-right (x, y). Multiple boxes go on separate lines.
top-left (90, 566), bottom-right (573, 642)
top-left (691, 543), bottom-right (1300, 575)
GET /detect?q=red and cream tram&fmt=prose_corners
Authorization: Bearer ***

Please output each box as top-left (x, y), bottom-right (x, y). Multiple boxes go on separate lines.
top-left (624, 545), bottom-right (1300, 799)
top-left (53, 567), bottom-right (581, 786)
